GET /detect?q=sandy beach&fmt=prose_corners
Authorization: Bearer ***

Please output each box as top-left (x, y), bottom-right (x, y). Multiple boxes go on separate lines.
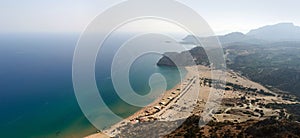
top-left (86, 65), bottom-right (299, 137)
top-left (86, 66), bottom-right (202, 138)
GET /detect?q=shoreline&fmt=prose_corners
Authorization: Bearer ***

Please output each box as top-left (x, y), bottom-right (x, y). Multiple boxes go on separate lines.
top-left (85, 65), bottom-right (300, 137)
top-left (124, 66), bottom-right (191, 121)
top-left (86, 66), bottom-right (198, 138)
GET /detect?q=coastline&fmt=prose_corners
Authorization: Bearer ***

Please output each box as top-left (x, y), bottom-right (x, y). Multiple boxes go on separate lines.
top-left (86, 66), bottom-right (198, 138)
top-left (84, 65), bottom-right (297, 137)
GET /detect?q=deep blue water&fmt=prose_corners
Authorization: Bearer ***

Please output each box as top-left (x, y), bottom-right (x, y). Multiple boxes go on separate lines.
top-left (0, 33), bottom-right (184, 138)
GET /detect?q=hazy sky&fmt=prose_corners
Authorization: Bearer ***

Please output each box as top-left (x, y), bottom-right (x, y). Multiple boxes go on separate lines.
top-left (1, 0), bottom-right (299, 35)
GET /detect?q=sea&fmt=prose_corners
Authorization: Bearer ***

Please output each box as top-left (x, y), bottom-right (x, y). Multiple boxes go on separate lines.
top-left (0, 33), bottom-right (185, 138)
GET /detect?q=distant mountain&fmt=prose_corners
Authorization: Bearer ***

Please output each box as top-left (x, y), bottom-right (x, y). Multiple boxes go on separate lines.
top-left (219, 32), bottom-right (246, 44)
top-left (219, 32), bottom-right (266, 45)
top-left (247, 23), bottom-right (300, 41)
top-left (182, 23), bottom-right (300, 46)
top-left (182, 32), bottom-right (265, 47)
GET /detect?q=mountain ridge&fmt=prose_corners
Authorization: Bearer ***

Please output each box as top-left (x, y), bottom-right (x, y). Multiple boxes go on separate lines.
top-left (247, 22), bottom-right (300, 41)
top-left (182, 22), bottom-right (300, 46)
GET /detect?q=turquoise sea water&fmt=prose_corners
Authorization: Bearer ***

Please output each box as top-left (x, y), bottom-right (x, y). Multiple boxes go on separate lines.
top-left (0, 34), bottom-right (185, 137)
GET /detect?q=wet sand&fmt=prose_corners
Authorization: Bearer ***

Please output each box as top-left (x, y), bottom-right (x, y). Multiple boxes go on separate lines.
top-left (86, 66), bottom-right (201, 137)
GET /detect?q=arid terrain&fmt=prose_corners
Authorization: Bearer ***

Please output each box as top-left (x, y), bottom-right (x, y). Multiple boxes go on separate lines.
top-left (87, 65), bottom-right (300, 138)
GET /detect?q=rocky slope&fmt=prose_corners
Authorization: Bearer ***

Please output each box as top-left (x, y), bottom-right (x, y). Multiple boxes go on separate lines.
top-left (157, 47), bottom-right (209, 66)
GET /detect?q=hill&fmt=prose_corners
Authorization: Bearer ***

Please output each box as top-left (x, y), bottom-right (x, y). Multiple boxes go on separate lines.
top-left (157, 46), bottom-right (209, 66)
top-left (247, 23), bottom-right (300, 42)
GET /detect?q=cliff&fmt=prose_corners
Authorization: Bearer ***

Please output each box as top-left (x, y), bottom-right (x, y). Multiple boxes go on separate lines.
top-left (157, 47), bottom-right (209, 67)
